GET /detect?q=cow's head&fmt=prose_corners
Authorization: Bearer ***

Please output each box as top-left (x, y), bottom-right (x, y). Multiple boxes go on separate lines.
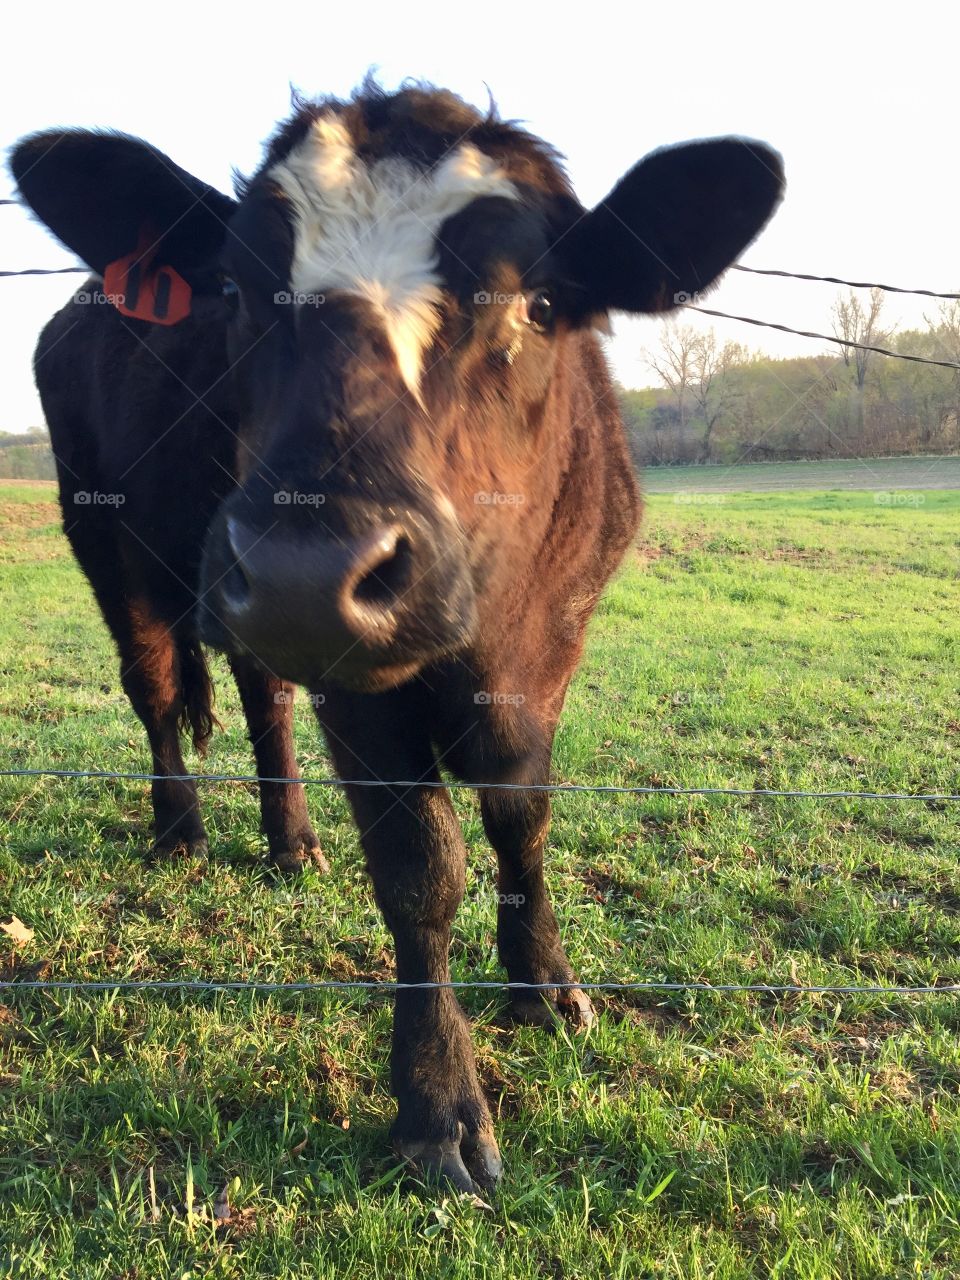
top-left (12, 86), bottom-right (784, 691)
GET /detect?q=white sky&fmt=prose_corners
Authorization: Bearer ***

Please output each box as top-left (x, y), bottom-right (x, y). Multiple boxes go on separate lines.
top-left (2, 0), bottom-right (958, 430)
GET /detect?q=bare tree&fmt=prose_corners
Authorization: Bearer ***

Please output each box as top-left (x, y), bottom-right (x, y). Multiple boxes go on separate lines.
top-left (831, 287), bottom-right (889, 391)
top-left (688, 333), bottom-right (747, 462)
top-left (923, 297), bottom-right (960, 446)
top-left (646, 323), bottom-right (699, 434)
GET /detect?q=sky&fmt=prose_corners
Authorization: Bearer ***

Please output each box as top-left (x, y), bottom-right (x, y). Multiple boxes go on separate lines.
top-left (2, 0), bottom-right (958, 430)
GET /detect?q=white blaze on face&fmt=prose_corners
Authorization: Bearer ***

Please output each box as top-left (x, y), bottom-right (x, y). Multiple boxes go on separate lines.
top-left (271, 116), bottom-right (519, 396)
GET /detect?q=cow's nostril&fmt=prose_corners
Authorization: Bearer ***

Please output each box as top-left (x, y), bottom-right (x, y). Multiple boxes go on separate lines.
top-left (351, 533), bottom-right (413, 611)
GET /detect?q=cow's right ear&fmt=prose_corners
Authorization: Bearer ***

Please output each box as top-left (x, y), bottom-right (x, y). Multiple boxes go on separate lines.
top-left (10, 130), bottom-right (237, 321)
top-left (555, 137), bottom-right (784, 321)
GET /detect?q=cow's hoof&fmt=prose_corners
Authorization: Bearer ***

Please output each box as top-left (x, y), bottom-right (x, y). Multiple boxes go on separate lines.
top-left (269, 833), bottom-right (329, 875)
top-left (395, 1121), bottom-right (502, 1195)
top-left (508, 984), bottom-right (595, 1032)
top-left (151, 833), bottom-right (209, 860)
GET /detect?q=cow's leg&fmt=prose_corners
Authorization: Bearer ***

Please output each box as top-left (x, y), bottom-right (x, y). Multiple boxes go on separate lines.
top-left (319, 691), bottom-right (500, 1193)
top-left (58, 501), bottom-right (208, 855)
top-left (229, 657), bottom-right (326, 873)
top-left (116, 603), bottom-right (210, 857)
top-left (481, 761), bottom-right (595, 1031)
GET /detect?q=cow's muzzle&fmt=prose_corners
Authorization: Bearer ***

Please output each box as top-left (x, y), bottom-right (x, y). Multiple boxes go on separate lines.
top-left (197, 499), bottom-right (475, 690)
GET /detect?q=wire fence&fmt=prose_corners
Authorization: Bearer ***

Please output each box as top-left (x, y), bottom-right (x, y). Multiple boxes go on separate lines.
top-left (731, 263), bottom-right (960, 300)
top-left (1, 767), bottom-right (958, 802)
top-left (1, 189), bottom-right (959, 370)
top-left (2, 202), bottom-right (958, 1002)
top-left (0, 264), bottom-right (88, 277)
top-left (2, 979), bottom-right (959, 996)
top-left (690, 305), bottom-right (960, 371)
top-left (3, 764), bottom-right (958, 999)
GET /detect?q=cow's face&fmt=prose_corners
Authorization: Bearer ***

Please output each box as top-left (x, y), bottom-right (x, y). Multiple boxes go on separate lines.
top-left (12, 88), bottom-right (784, 691)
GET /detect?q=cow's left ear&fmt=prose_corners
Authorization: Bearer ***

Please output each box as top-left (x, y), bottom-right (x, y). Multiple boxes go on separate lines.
top-left (557, 138), bottom-right (784, 319)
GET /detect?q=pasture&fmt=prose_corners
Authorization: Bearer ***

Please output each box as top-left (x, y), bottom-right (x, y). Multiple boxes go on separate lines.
top-left (1, 479), bottom-right (959, 1278)
top-left (643, 454), bottom-right (960, 494)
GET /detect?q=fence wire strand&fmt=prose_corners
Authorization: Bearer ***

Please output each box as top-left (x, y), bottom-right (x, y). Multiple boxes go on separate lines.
top-left (2, 979), bottom-right (960, 996)
top-left (733, 263), bottom-right (960, 300)
top-left (2, 767), bottom-right (957, 802)
top-left (0, 265), bottom-right (88, 277)
top-left (690, 306), bottom-right (960, 370)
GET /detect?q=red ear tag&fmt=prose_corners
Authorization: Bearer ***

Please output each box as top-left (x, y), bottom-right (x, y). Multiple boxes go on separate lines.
top-left (103, 232), bottom-right (192, 325)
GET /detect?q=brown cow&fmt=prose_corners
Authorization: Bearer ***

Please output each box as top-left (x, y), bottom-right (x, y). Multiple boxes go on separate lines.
top-left (12, 83), bottom-right (783, 1191)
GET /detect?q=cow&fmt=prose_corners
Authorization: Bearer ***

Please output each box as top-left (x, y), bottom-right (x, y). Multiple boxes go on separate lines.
top-left (11, 83), bottom-right (783, 1193)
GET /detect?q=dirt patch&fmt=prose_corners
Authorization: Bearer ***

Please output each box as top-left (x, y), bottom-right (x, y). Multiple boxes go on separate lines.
top-left (0, 501), bottom-right (60, 531)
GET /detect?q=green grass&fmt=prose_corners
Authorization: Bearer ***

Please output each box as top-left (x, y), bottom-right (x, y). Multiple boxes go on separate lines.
top-left (644, 455), bottom-right (960, 493)
top-left (1, 483), bottom-right (959, 1278)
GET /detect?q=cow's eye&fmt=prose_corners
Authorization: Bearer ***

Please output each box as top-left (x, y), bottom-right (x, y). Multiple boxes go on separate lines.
top-left (524, 289), bottom-right (553, 332)
top-left (221, 276), bottom-right (240, 311)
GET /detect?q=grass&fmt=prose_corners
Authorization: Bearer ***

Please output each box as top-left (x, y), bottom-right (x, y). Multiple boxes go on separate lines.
top-left (1, 482), bottom-right (959, 1278)
top-left (643, 454), bottom-right (960, 493)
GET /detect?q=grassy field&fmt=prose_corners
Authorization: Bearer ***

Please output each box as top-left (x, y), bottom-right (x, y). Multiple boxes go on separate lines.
top-left (644, 454), bottom-right (960, 494)
top-left (1, 481), bottom-right (959, 1278)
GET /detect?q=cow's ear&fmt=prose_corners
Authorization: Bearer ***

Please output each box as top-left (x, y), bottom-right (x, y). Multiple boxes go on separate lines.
top-left (10, 130), bottom-right (237, 322)
top-left (558, 138), bottom-right (784, 319)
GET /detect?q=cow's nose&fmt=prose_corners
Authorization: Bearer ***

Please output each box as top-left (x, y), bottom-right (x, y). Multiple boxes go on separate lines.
top-left (198, 499), bottom-right (475, 689)
top-left (221, 516), bottom-right (415, 646)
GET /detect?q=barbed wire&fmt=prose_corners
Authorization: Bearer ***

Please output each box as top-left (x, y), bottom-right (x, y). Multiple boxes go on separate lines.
top-left (690, 305), bottom-right (960, 371)
top-left (3, 191), bottom-right (957, 303)
top-left (1, 267), bottom-right (957, 371)
top-left (2, 767), bottom-right (957, 802)
top-left (0, 265), bottom-right (87, 277)
top-left (1, 978), bottom-right (959, 996)
top-left (733, 264), bottom-right (960, 300)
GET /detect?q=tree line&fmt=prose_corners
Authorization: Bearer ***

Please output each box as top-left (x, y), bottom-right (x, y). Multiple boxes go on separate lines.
top-left (0, 427), bottom-right (56, 479)
top-left (620, 291), bottom-right (960, 467)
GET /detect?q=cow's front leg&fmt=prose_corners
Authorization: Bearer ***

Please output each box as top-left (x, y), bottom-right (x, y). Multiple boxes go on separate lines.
top-left (321, 694), bottom-right (500, 1193)
top-left (229, 658), bottom-right (327, 872)
top-left (355, 780), bottom-right (500, 1192)
top-left (482, 776), bottom-right (595, 1031)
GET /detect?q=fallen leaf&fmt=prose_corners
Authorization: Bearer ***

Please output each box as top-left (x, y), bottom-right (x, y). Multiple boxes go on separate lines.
top-left (1, 917), bottom-right (34, 946)
top-left (213, 1184), bottom-right (233, 1222)
top-left (460, 1192), bottom-right (493, 1211)
top-left (212, 1178), bottom-right (254, 1233)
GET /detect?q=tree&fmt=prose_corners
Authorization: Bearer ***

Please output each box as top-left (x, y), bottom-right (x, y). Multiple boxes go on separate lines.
top-left (645, 323), bottom-right (699, 434)
top-left (688, 333), bottom-right (747, 462)
top-left (831, 287), bottom-right (889, 392)
top-left (922, 298), bottom-right (960, 447)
